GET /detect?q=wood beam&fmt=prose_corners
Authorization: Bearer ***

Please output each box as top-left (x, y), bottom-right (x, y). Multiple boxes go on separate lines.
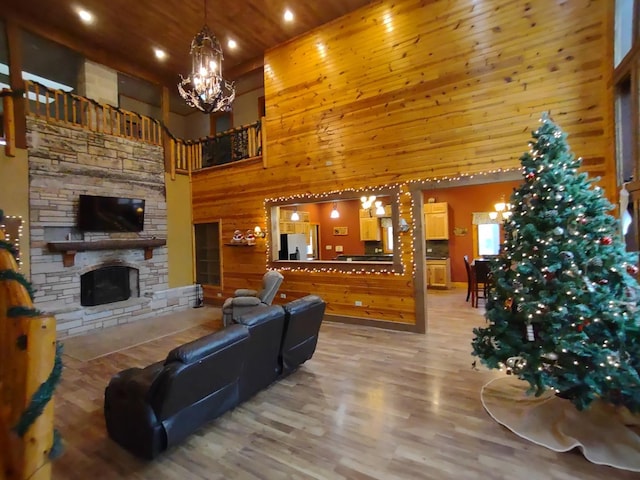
top-left (225, 54), bottom-right (264, 81)
top-left (5, 20), bottom-right (27, 149)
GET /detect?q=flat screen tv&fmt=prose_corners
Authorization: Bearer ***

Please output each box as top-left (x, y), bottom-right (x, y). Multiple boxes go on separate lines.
top-left (77, 194), bottom-right (145, 232)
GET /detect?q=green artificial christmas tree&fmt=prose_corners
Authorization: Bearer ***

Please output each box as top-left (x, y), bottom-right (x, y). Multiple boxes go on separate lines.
top-left (472, 113), bottom-right (640, 412)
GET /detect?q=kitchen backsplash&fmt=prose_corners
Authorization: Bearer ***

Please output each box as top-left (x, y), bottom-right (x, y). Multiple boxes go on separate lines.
top-left (426, 240), bottom-right (449, 258)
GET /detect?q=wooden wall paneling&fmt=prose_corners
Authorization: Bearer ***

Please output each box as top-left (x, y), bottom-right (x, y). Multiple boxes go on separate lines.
top-left (192, 0), bottom-right (612, 327)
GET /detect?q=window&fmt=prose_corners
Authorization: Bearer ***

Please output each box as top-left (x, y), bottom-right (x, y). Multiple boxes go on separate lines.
top-left (615, 0), bottom-right (635, 66)
top-left (613, 0), bottom-right (640, 253)
top-left (194, 222), bottom-right (221, 286)
top-left (478, 223), bottom-right (501, 256)
top-left (615, 76), bottom-right (634, 184)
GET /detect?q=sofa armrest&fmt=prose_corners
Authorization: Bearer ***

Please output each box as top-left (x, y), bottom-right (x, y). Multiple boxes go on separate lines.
top-left (229, 296), bottom-right (262, 307)
top-left (108, 361), bottom-right (164, 399)
top-left (234, 288), bottom-right (258, 297)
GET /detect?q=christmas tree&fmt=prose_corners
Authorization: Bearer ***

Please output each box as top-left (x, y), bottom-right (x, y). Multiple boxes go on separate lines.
top-left (472, 113), bottom-right (640, 412)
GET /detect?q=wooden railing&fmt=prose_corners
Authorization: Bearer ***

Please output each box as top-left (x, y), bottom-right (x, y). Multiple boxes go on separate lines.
top-left (24, 81), bottom-right (162, 146)
top-left (1, 90), bottom-right (16, 157)
top-left (169, 119), bottom-right (263, 178)
top-left (9, 82), bottom-right (263, 178)
top-left (0, 221), bottom-right (57, 480)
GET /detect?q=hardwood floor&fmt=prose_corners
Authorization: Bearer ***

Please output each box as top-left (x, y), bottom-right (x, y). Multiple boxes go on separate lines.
top-left (52, 289), bottom-right (637, 479)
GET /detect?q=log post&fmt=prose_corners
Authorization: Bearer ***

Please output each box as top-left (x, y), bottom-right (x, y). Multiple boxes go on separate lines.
top-left (0, 238), bottom-right (56, 480)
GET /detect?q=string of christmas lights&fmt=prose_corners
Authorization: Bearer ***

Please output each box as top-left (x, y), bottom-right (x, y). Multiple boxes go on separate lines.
top-left (1, 215), bottom-right (23, 268)
top-left (260, 167), bottom-right (520, 275)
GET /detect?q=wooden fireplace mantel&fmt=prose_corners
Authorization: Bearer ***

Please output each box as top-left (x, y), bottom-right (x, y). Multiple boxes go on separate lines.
top-left (47, 238), bottom-right (167, 267)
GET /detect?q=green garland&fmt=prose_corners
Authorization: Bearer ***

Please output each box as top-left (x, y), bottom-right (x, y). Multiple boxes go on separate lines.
top-left (0, 239), bottom-right (18, 259)
top-left (49, 428), bottom-right (63, 459)
top-left (0, 270), bottom-right (35, 301)
top-left (8, 306), bottom-right (42, 318)
top-left (12, 342), bottom-right (63, 437)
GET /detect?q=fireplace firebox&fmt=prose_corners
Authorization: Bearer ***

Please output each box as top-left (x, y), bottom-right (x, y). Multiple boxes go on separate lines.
top-left (81, 265), bottom-right (137, 307)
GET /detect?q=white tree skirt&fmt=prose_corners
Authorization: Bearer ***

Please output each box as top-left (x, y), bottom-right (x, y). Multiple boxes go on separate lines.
top-left (481, 376), bottom-right (640, 472)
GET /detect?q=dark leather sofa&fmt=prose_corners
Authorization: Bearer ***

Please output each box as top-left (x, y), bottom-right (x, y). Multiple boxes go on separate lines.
top-left (104, 294), bottom-right (326, 459)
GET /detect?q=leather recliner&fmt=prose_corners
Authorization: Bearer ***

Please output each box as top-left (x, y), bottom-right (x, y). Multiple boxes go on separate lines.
top-left (222, 271), bottom-right (284, 326)
top-left (231, 304), bottom-right (286, 402)
top-left (281, 295), bottom-right (326, 376)
top-left (104, 324), bottom-right (249, 459)
top-left (104, 295), bottom-right (326, 459)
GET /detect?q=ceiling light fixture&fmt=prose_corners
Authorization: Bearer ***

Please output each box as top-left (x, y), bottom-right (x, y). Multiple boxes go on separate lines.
top-left (77, 8), bottom-right (95, 24)
top-left (330, 203), bottom-right (340, 219)
top-left (154, 48), bottom-right (167, 60)
top-left (178, 0), bottom-right (235, 113)
top-left (290, 208), bottom-right (300, 221)
top-left (284, 9), bottom-right (294, 22)
top-left (227, 39), bottom-right (237, 49)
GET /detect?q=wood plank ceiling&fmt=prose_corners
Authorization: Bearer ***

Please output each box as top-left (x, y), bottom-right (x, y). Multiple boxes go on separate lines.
top-left (2, 0), bottom-right (376, 87)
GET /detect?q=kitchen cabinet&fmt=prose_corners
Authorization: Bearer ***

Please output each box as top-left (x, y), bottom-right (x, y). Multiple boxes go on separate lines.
top-left (426, 258), bottom-right (451, 288)
top-left (280, 210), bottom-right (310, 236)
top-left (424, 202), bottom-right (449, 240)
top-left (359, 217), bottom-right (381, 241)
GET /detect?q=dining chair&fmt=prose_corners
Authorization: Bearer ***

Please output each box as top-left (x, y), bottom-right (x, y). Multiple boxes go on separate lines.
top-left (463, 255), bottom-right (472, 302)
top-left (473, 259), bottom-right (491, 308)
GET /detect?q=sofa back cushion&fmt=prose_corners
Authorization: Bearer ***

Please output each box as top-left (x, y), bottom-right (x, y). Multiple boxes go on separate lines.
top-left (234, 304), bottom-right (286, 401)
top-left (149, 324), bottom-right (249, 420)
top-left (281, 295), bottom-right (326, 375)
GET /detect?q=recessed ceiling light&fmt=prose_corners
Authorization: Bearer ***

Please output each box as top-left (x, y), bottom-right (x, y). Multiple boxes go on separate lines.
top-left (154, 48), bottom-right (167, 60)
top-left (76, 8), bottom-right (95, 24)
top-left (227, 39), bottom-right (237, 49)
top-left (283, 9), bottom-right (294, 22)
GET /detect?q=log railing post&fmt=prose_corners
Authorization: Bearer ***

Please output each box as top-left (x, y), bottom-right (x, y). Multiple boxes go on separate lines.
top-left (0, 225), bottom-right (57, 480)
top-left (2, 93), bottom-right (16, 157)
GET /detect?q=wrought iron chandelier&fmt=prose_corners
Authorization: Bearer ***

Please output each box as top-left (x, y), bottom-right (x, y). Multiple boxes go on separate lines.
top-left (177, 0), bottom-right (235, 113)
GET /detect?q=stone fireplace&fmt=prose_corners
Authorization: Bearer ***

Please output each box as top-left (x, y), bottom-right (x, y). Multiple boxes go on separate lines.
top-left (27, 117), bottom-right (197, 338)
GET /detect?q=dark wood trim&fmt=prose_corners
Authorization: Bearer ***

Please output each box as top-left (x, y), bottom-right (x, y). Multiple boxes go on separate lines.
top-left (5, 20), bottom-right (26, 149)
top-left (323, 314), bottom-right (419, 333)
top-left (411, 189), bottom-right (427, 334)
top-left (225, 55), bottom-right (264, 81)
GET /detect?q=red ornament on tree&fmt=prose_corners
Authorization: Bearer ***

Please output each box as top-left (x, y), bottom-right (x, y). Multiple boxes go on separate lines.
top-left (627, 264), bottom-right (639, 276)
top-left (526, 172), bottom-right (536, 181)
top-left (577, 319), bottom-right (591, 332)
top-left (601, 236), bottom-right (613, 245)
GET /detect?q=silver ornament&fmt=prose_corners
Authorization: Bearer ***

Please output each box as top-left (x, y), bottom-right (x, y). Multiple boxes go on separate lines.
top-left (553, 226), bottom-right (564, 235)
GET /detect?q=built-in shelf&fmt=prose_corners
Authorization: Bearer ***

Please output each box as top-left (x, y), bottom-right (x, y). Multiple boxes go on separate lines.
top-left (47, 238), bottom-right (167, 267)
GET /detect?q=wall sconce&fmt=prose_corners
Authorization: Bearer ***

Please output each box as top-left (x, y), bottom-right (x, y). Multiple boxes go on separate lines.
top-left (330, 203), bottom-right (340, 219)
top-left (290, 207), bottom-right (300, 221)
top-left (254, 225), bottom-right (266, 238)
top-left (374, 200), bottom-right (385, 216)
top-left (398, 217), bottom-right (410, 232)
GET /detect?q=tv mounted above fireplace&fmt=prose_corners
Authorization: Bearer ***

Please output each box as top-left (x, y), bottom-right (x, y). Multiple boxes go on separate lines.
top-left (77, 194), bottom-right (145, 232)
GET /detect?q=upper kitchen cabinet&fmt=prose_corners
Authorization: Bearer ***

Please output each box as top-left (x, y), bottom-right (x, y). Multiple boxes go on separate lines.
top-left (424, 202), bottom-right (449, 240)
top-left (360, 217), bottom-right (381, 241)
